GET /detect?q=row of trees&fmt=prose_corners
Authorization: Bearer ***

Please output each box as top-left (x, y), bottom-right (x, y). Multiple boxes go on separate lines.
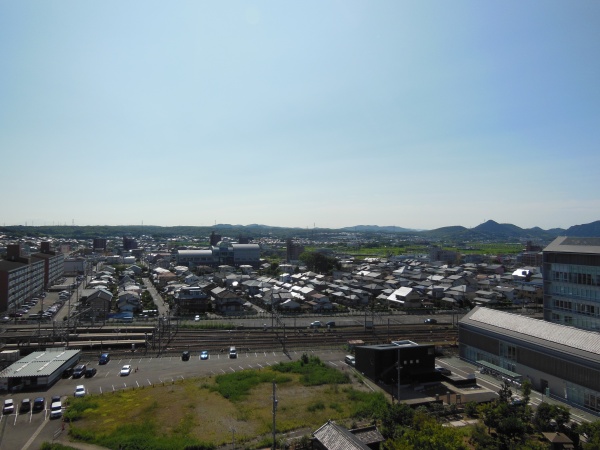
top-left (356, 379), bottom-right (600, 449)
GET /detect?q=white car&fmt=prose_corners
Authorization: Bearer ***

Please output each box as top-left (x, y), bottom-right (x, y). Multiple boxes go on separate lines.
top-left (50, 401), bottom-right (63, 419)
top-left (194, 315), bottom-right (200, 321)
top-left (120, 365), bottom-right (132, 376)
top-left (74, 385), bottom-right (86, 397)
top-left (3, 399), bottom-right (14, 415)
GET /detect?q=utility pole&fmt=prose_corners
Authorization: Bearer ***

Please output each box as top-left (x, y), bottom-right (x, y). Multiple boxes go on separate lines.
top-left (397, 347), bottom-right (401, 403)
top-left (272, 381), bottom-right (278, 450)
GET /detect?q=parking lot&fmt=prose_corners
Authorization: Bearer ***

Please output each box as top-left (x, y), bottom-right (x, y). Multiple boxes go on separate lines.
top-left (0, 348), bottom-right (346, 449)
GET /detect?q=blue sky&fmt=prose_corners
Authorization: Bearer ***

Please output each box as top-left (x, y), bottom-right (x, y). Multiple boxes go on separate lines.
top-left (1, 1), bottom-right (599, 231)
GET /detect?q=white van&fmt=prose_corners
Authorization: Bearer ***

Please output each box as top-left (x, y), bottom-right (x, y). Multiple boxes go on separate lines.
top-left (345, 355), bottom-right (355, 366)
top-left (50, 401), bottom-right (62, 419)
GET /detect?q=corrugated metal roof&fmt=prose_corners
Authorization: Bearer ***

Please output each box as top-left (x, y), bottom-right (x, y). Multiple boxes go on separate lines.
top-left (0, 348), bottom-right (80, 378)
top-left (467, 307), bottom-right (600, 356)
top-left (313, 421), bottom-right (371, 450)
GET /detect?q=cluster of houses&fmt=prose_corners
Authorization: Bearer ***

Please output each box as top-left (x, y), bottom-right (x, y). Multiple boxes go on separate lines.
top-left (73, 251), bottom-right (543, 320)
top-left (149, 257), bottom-right (543, 317)
top-left (76, 264), bottom-right (145, 321)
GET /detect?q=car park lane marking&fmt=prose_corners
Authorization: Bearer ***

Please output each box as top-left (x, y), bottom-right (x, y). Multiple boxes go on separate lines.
top-left (21, 412), bottom-right (50, 450)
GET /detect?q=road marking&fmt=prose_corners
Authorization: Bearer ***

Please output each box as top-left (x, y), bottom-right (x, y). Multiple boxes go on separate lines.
top-left (21, 414), bottom-right (49, 450)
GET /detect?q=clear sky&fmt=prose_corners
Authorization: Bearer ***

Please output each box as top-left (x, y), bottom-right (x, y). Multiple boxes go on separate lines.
top-left (1, 1), bottom-right (599, 231)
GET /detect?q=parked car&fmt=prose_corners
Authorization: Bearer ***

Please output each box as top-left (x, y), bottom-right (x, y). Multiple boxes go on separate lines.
top-left (120, 365), bottom-right (132, 376)
top-left (99, 353), bottom-right (110, 365)
top-left (72, 364), bottom-right (87, 378)
top-left (424, 318), bottom-right (438, 324)
top-left (74, 385), bottom-right (86, 397)
top-left (229, 347), bottom-right (237, 359)
top-left (50, 401), bottom-right (62, 419)
top-left (310, 321), bottom-right (322, 328)
top-left (435, 365), bottom-right (451, 375)
top-left (181, 351), bottom-right (190, 361)
top-left (62, 367), bottom-right (74, 378)
top-left (200, 350), bottom-right (209, 360)
top-left (3, 399), bottom-right (15, 415)
top-left (19, 398), bottom-right (31, 413)
top-left (85, 367), bottom-right (97, 378)
top-left (32, 397), bottom-right (45, 412)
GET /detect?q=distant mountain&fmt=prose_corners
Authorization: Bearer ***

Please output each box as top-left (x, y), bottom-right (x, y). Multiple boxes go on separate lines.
top-left (339, 225), bottom-right (417, 233)
top-left (421, 220), bottom-right (565, 241)
top-left (564, 220), bottom-right (600, 237)
top-left (7, 219), bottom-right (600, 242)
top-left (420, 226), bottom-right (470, 240)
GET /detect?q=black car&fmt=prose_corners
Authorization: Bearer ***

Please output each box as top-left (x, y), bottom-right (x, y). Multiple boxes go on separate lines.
top-left (424, 318), bottom-right (438, 324)
top-left (72, 364), bottom-right (86, 378)
top-left (19, 398), bottom-right (31, 413)
top-left (181, 351), bottom-right (190, 361)
top-left (325, 321), bottom-right (336, 327)
top-left (62, 367), bottom-right (74, 378)
top-left (85, 367), bottom-right (97, 378)
top-left (32, 397), bottom-right (45, 412)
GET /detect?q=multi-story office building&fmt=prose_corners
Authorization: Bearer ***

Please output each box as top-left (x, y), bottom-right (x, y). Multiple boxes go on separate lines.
top-left (0, 245), bottom-right (45, 313)
top-left (542, 236), bottom-right (600, 331)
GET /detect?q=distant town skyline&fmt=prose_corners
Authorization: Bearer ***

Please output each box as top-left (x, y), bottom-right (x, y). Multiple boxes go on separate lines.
top-left (1, 2), bottom-right (599, 231)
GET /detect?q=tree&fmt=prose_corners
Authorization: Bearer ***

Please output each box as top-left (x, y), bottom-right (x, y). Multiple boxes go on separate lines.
top-left (479, 402), bottom-right (501, 434)
top-left (497, 414), bottom-right (527, 448)
top-left (379, 402), bottom-right (414, 440)
top-left (299, 251), bottom-right (340, 275)
top-left (401, 411), bottom-right (468, 450)
top-left (498, 380), bottom-right (513, 404)
top-left (464, 401), bottom-right (478, 418)
top-left (533, 402), bottom-right (570, 432)
top-left (521, 379), bottom-right (532, 405)
top-left (577, 420), bottom-right (600, 449)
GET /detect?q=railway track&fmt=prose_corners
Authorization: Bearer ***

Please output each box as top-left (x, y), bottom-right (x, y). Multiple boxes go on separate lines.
top-left (0, 323), bottom-right (458, 357)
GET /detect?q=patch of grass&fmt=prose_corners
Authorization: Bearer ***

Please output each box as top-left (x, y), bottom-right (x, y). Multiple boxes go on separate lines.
top-left (40, 443), bottom-right (81, 450)
top-left (345, 388), bottom-right (389, 419)
top-left (307, 401), bottom-right (326, 412)
top-left (63, 397), bottom-right (100, 422)
top-left (272, 354), bottom-right (350, 386)
top-left (64, 362), bottom-right (386, 449)
top-left (212, 370), bottom-right (291, 402)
